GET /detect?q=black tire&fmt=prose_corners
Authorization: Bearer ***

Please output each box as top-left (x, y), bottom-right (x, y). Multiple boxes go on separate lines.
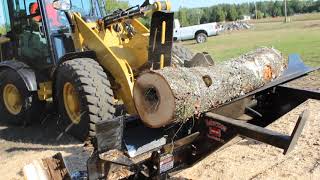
top-left (55, 58), bottom-right (115, 141)
top-left (0, 68), bottom-right (43, 125)
top-left (195, 32), bottom-right (208, 44)
top-left (172, 44), bottom-right (195, 67)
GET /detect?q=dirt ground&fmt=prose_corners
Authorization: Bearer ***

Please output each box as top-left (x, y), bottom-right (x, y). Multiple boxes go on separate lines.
top-left (176, 100), bottom-right (320, 180)
top-left (0, 71), bottom-right (319, 180)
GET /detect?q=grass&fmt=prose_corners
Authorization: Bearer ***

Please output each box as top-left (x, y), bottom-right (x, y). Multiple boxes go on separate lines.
top-left (182, 14), bottom-right (320, 67)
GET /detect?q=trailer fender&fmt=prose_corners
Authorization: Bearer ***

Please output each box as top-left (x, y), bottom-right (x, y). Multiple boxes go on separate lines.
top-left (0, 61), bottom-right (37, 92)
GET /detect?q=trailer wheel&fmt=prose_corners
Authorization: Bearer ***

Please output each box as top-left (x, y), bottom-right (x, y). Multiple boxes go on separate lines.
top-left (196, 33), bottom-right (207, 43)
top-left (172, 44), bottom-right (195, 67)
top-left (0, 68), bottom-right (42, 125)
top-left (55, 58), bottom-right (115, 141)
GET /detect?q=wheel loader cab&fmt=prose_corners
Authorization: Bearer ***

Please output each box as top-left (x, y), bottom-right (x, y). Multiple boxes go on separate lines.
top-left (2, 0), bottom-right (104, 71)
top-left (2, 0), bottom-right (48, 68)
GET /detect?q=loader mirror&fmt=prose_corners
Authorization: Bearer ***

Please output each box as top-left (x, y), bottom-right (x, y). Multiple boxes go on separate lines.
top-left (52, 0), bottom-right (71, 11)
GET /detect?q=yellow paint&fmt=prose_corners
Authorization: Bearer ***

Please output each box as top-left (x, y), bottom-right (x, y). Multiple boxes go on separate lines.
top-left (155, 1), bottom-right (162, 11)
top-left (63, 82), bottom-right (81, 124)
top-left (38, 82), bottom-right (52, 101)
top-left (3, 84), bottom-right (22, 115)
top-left (160, 54), bottom-right (164, 69)
top-left (166, 0), bottom-right (172, 11)
top-left (69, 1), bottom-right (172, 114)
top-left (159, 21), bottom-right (167, 69)
top-left (71, 13), bottom-right (152, 113)
top-left (161, 21), bottom-right (166, 44)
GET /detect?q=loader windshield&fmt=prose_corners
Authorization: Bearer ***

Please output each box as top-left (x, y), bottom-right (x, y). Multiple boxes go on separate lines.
top-left (71, 0), bottom-right (106, 18)
top-left (71, 0), bottom-right (93, 16)
top-left (43, 0), bottom-right (106, 32)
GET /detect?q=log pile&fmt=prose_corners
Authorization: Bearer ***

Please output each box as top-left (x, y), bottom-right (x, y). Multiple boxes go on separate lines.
top-left (133, 48), bottom-right (288, 128)
top-left (220, 21), bottom-right (253, 32)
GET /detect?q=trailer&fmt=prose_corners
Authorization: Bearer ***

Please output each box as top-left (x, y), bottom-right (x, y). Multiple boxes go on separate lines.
top-left (24, 54), bottom-right (320, 179)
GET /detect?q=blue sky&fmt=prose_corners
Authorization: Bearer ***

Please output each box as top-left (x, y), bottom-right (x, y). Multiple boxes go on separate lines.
top-left (129, 0), bottom-right (265, 11)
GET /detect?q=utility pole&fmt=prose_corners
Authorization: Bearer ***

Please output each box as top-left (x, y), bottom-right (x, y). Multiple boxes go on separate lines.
top-left (284, 0), bottom-right (288, 23)
top-left (255, 1), bottom-right (258, 19)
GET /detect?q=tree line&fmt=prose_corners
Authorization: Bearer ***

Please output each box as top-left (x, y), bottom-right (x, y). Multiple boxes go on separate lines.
top-left (176, 0), bottom-right (320, 27)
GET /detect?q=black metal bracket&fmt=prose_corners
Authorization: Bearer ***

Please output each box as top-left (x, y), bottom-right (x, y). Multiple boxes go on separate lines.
top-left (205, 111), bottom-right (309, 155)
top-left (148, 11), bottom-right (174, 69)
top-left (94, 116), bottom-right (124, 153)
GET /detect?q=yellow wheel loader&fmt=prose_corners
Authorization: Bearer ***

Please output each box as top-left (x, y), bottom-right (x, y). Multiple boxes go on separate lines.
top-left (0, 0), bottom-right (174, 140)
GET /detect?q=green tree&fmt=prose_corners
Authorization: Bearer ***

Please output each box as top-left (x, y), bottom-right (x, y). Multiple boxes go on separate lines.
top-left (313, 0), bottom-right (320, 12)
top-left (256, 10), bottom-right (263, 19)
top-left (249, 2), bottom-right (256, 15)
top-left (186, 8), bottom-right (203, 25)
top-left (200, 8), bottom-right (211, 23)
top-left (290, 0), bottom-right (304, 13)
top-left (105, 0), bottom-right (129, 13)
top-left (227, 5), bottom-right (238, 21)
top-left (239, 3), bottom-right (250, 16)
top-left (266, 1), bottom-right (274, 16)
top-left (216, 6), bottom-right (226, 22)
top-left (177, 7), bottom-right (189, 26)
top-left (272, 1), bottom-right (283, 17)
top-left (208, 7), bottom-right (218, 22)
top-left (257, 2), bottom-right (268, 15)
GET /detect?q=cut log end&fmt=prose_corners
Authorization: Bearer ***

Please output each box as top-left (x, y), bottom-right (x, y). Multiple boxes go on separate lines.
top-left (133, 72), bottom-right (175, 128)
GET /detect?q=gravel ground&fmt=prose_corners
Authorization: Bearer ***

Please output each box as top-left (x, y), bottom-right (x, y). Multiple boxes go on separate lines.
top-left (0, 71), bottom-right (319, 180)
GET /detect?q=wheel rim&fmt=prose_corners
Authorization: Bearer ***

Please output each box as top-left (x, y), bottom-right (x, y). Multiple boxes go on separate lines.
top-left (198, 34), bottom-right (206, 43)
top-left (63, 82), bottom-right (81, 124)
top-left (3, 84), bottom-right (23, 115)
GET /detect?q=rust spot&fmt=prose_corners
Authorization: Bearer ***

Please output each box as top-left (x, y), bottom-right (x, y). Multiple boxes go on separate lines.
top-left (263, 65), bottom-right (273, 81)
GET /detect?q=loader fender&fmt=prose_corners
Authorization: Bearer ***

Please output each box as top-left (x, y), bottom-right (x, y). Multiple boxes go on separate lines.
top-left (0, 61), bottom-right (37, 92)
top-left (57, 51), bottom-right (96, 66)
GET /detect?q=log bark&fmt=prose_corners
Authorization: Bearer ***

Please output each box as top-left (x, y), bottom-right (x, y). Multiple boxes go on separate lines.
top-left (23, 153), bottom-right (70, 180)
top-left (133, 47), bottom-right (288, 128)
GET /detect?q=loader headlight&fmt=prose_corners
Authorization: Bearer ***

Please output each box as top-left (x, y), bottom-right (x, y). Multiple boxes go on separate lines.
top-left (52, 0), bottom-right (71, 11)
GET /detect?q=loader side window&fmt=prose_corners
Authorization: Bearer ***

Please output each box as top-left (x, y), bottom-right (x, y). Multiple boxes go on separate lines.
top-left (71, 0), bottom-right (93, 17)
top-left (0, 0), bottom-right (11, 35)
top-left (10, 0), bottom-right (51, 66)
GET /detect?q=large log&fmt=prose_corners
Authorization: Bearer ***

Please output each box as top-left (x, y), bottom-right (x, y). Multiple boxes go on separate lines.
top-left (133, 47), bottom-right (288, 128)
